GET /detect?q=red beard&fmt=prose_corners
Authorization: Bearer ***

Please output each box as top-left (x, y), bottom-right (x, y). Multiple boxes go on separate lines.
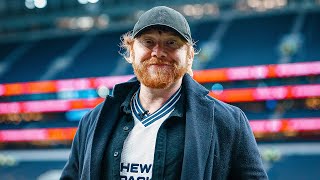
top-left (132, 57), bottom-right (187, 89)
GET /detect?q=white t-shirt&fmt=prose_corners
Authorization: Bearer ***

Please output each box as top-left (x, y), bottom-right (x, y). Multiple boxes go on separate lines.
top-left (120, 87), bottom-right (181, 179)
top-left (120, 110), bottom-right (173, 179)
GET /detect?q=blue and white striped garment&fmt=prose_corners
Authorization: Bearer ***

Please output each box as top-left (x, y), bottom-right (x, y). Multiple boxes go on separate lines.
top-left (131, 87), bottom-right (182, 127)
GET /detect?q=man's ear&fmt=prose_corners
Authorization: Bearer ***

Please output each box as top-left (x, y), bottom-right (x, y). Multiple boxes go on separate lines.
top-left (127, 55), bottom-right (133, 63)
top-left (126, 42), bottom-right (135, 63)
top-left (187, 46), bottom-right (194, 65)
top-left (186, 46), bottom-right (194, 76)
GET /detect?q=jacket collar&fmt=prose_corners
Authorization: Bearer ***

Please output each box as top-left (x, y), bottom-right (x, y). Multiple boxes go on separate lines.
top-left (180, 74), bottom-right (215, 179)
top-left (89, 74), bottom-right (215, 179)
top-left (89, 77), bottom-right (140, 179)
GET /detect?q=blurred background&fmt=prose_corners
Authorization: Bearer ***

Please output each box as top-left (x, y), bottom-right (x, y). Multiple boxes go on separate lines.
top-left (0, 0), bottom-right (319, 179)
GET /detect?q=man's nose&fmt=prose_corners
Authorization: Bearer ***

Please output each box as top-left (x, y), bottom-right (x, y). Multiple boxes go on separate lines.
top-left (151, 43), bottom-right (167, 58)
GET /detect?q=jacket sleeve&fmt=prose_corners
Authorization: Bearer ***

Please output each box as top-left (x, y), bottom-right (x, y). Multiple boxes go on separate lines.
top-left (60, 111), bottom-right (90, 180)
top-left (230, 109), bottom-right (269, 180)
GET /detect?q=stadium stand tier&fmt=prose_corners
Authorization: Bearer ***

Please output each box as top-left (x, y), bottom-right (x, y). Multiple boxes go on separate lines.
top-left (0, 2), bottom-right (319, 179)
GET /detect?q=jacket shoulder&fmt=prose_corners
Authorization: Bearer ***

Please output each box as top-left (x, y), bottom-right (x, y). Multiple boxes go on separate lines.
top-left (208, 96), bottom-right (242, 121)
top-left (79, 101), bottom-right (105, 129)
top-left (206, 95), bottom-right (244, 131)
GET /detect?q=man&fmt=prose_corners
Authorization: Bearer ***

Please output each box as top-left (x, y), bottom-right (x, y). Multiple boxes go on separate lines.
top-left (61, 6), bottom-right (268, 180)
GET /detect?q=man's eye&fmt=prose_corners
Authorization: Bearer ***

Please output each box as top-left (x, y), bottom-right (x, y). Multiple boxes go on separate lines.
top-left (167, 40), bottom-right (177, 45)
top-left (142, 39), bottom-right (154, 46)
top-left (166, 40), bottom-right (181, 48)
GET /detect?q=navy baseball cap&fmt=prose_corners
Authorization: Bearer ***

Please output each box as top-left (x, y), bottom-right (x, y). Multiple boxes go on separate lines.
top-left (132, 6), bottom-right (192, 43)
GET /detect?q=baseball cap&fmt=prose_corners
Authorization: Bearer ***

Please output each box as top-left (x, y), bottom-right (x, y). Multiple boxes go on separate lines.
top-left (132, 6), bottom-right (192, 43)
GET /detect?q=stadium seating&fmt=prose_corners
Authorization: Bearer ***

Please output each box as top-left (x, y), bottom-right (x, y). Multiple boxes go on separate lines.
top-left (0, 7), bottom-right (319, 179)
top-left (0, 12), bottom-right (319, 83)
top-left (0, 36), bottom-right (80, 83)
top-left (268, 155), bottom-right (320, 180)
top-left (0, 161), bottom-right (65, 180)
top-left (301, 12), bottom-right (320, 61)
top-left (206, 13), bottom-right (296, 68)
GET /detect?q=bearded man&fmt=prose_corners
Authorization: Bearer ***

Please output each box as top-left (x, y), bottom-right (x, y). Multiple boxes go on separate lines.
top-left (60, 6), bottom-right (268, 180)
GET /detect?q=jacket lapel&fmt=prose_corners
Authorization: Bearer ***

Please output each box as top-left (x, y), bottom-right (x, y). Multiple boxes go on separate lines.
top-left (89, 96), bottom-right (121, 179)
top-left (86, 75), bottom-right (215, 179)
top-left (181, 74), bottom-right (215, 180)
top-left (89, 80), bottom-right (139, 179)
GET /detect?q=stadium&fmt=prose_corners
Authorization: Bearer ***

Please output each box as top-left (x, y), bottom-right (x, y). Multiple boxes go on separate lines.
top-left (0, 0), bottom-right (319, 179)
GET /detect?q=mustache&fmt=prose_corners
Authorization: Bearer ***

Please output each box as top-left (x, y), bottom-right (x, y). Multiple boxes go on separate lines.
top-left (143, 57), bottom-right (176, 66)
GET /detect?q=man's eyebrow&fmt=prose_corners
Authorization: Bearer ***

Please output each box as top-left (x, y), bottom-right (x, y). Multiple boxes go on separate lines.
top-left (138, 31), bottom-right (185, 42)
top-left (138, 33), bottom-right (156, 38)
top-left (143, 33), bottom-right (182, 38)
top-left (166, 35), bottom-right (182, 39)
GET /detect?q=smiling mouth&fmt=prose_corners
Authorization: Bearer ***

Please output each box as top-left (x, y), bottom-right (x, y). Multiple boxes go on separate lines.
top-left (150, 63), bottom-right (172, 66)
top-left (149, 64), bottom-right (173, 69)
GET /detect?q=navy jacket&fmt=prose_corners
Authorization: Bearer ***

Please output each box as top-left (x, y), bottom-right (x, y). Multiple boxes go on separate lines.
top-left (60, 74), bottom-right (268, 180)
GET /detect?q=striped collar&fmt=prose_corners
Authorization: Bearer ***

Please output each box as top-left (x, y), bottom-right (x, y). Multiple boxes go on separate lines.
top-left (131, 87), bottom-right (182, 127)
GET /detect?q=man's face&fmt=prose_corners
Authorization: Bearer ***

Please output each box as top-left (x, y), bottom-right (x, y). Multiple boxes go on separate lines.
top-left (130, 28), bottom-right (192, 89)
